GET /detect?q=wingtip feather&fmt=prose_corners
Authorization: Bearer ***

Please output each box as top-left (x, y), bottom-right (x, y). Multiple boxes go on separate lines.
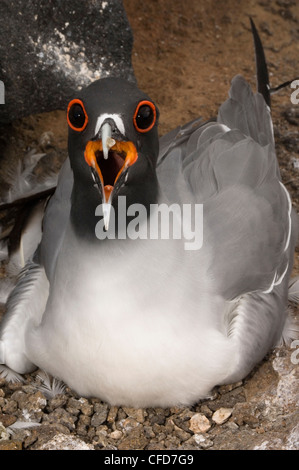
top-left (250, 17), bottom-right (271, 108)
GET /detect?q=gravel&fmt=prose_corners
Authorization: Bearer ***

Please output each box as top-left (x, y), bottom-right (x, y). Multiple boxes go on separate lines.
top-left (0, 345), bottom-right (298, 451)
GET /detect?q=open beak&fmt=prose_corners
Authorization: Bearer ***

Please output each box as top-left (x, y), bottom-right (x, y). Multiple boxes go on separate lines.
top-left (84, 123), bottom-right (138, 230)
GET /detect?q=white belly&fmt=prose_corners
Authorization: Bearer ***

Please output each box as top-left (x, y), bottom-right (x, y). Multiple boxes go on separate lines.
top-left (26, 232), bottom-right (234, 407)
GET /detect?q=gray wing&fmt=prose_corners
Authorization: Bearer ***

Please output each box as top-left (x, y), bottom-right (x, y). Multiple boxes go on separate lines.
top-left (37, 158), bottom-right (73, 282)
top-left (157, 75), bottom-right (298, 300)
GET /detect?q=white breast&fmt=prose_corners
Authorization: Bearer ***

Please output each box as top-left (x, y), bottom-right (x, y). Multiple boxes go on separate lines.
top-left (26, 226), bottom-right (234, 407)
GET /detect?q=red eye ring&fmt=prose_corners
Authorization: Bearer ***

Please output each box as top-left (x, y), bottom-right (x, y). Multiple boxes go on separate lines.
top-left (67, 98), bottom-right (89, 132)
top-left (133, 100), bottom-right (157, 133)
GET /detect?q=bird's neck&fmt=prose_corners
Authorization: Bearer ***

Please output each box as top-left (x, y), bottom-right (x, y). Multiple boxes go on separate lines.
top-left (70, 175), bottom-right (160, 242)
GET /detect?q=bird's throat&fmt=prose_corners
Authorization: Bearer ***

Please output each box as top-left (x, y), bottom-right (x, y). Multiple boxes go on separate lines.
top-left (84, 140), bottom-right (138, 202)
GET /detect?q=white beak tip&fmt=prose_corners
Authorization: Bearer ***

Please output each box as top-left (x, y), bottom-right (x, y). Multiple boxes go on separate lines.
top-left (102, 202), bottom-right (112, 231)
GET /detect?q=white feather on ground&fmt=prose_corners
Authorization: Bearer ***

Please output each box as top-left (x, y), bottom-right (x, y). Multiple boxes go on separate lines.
top-left (6, 421), bottom-right (41, 436)
top-left (35, 370), bottom-right (66, 399)
top-left (0, 364), bottom-right (24, 382)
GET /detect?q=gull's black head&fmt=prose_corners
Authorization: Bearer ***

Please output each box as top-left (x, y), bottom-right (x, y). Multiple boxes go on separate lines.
top-left (66, 77), bottom-right (160, 237)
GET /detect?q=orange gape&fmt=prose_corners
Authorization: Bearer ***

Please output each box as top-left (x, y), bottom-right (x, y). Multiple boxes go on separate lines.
top-left (84, 140), bottom-right (138, 202)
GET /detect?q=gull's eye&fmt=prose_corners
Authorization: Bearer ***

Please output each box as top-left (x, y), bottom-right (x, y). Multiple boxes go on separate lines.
top-left (67, 99), bottom-right (88, 132)
top-left (133, 100), bottom-right (157, 133)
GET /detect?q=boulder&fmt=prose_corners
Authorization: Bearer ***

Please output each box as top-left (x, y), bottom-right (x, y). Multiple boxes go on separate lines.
top-left (0, 0), bottom-right (135, 125)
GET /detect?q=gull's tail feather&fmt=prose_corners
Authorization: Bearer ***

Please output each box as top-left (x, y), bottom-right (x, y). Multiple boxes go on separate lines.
top-left (250, 18), bottom-right (298, 101)
top-left (250, 17), bottom-right (271, 108)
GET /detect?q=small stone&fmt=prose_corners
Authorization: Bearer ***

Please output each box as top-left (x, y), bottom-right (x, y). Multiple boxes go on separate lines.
top-left (48, 394), bottom-right (67, 411)
top-left (0, 440), bottom-right (22, 450)
top-left (189, 413), bottom-right (211, 433)
top-left (218, 381), bottom-right (243, 394)
top-left (0, 422), bottom-right (10, 441)
top-left (200, 404), bottom-right (213, 418)
top-left (193, 433), bottom-right (214, 449)
top-left (212, 408), bottom-right (233, 425)
top-left (66, 397), bottom-right (82, 416)
top-left (173, 423), bottom-right (191, 442)
top-left (146, 441), bottom-right (166, 451)
top-left (8, 382), bottom-right (23, 392)
top-left (26, 391), bottom-right (48, 419)
top-left (91, 404), bottom-right (108, 427)
top-left (46, 408), bottom-right (77, 431)
top-left (148, 408), bottom-right (167, 426)
top-left (225, 421), bottom-right (239, 432)
top-left (39, 433), bottom-right (94, 450)
top-left (243, 414), bottom-right (260, 428)
top-left (107, 406), bottom-right (118, 424)
top-left (76, 414), bottom-right (91, 436)
top-left (122, 407), bottom-right (146, 423)
top-left (10, 390), bottom-right (28, 409)
top-left (119, 417), bottom-right (140, 432)
top-left (0, 414), bottom-right (17, 427)
top-left (164, 435), bottom-right (181, 449)
top-left (118, 428), bottom-right (149, 451)
top-left (95, 426), bottom-right (108, 437)
top-left (79, 398), bottom-right (93, 416)
top-left (110, 430), bottom-right (122, 440)
top-left (66, 406), bottom-right (81, 417)
top-left (2, 400), bottom-right (17, 414)
top-left (24, 432), bottom-right (38, 449)
top-left (143, 425), bottom-right (155, 439)
top-left (169, 406), bottom-right (185, 414)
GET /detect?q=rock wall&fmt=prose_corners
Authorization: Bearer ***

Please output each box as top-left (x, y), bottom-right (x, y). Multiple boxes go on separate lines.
top-left (0, 0), bottom-right (135, 124)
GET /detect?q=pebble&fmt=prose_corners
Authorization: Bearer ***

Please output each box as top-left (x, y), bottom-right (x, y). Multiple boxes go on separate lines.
top-left (118, 417), bottom-right (140, 432)
top-left (189, 413), bottom-right (211, 433)
top-left (117, 427), bottom-right (149, 451)
top-left (0, 347), bottom-right (296, 450)
top-left (90, 403), bottom-right (108, 426)
top-left (0, 413), bottom-right (17, 427)
top-left (79, 398), bottom-right (94, 416)
top-left (0, 421), bottom-right (10, 441)
top-left (110, 430), bottom-right (123, 440)
top-left (122, 407), bottom-right (147, 423)
top-left (107, 406), bottom-right (118, 424)
top-left (193, 433), bottom-right (214, 449)
top-left (39, 433), bottom-right (94, 450)
top-left (212, 408), bottom-right (233, 425)
top-left (0, 440), bottom-right (22, 450)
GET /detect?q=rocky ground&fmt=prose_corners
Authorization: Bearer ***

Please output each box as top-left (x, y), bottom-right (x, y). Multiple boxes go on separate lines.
top-left (0, 347), bottom-right (298, 451)
top-left (0, 0), bottom-right (298, 451)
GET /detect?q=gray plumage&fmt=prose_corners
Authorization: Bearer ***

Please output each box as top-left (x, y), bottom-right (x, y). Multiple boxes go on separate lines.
top-left (0, 40), bottom-right (298, 406)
